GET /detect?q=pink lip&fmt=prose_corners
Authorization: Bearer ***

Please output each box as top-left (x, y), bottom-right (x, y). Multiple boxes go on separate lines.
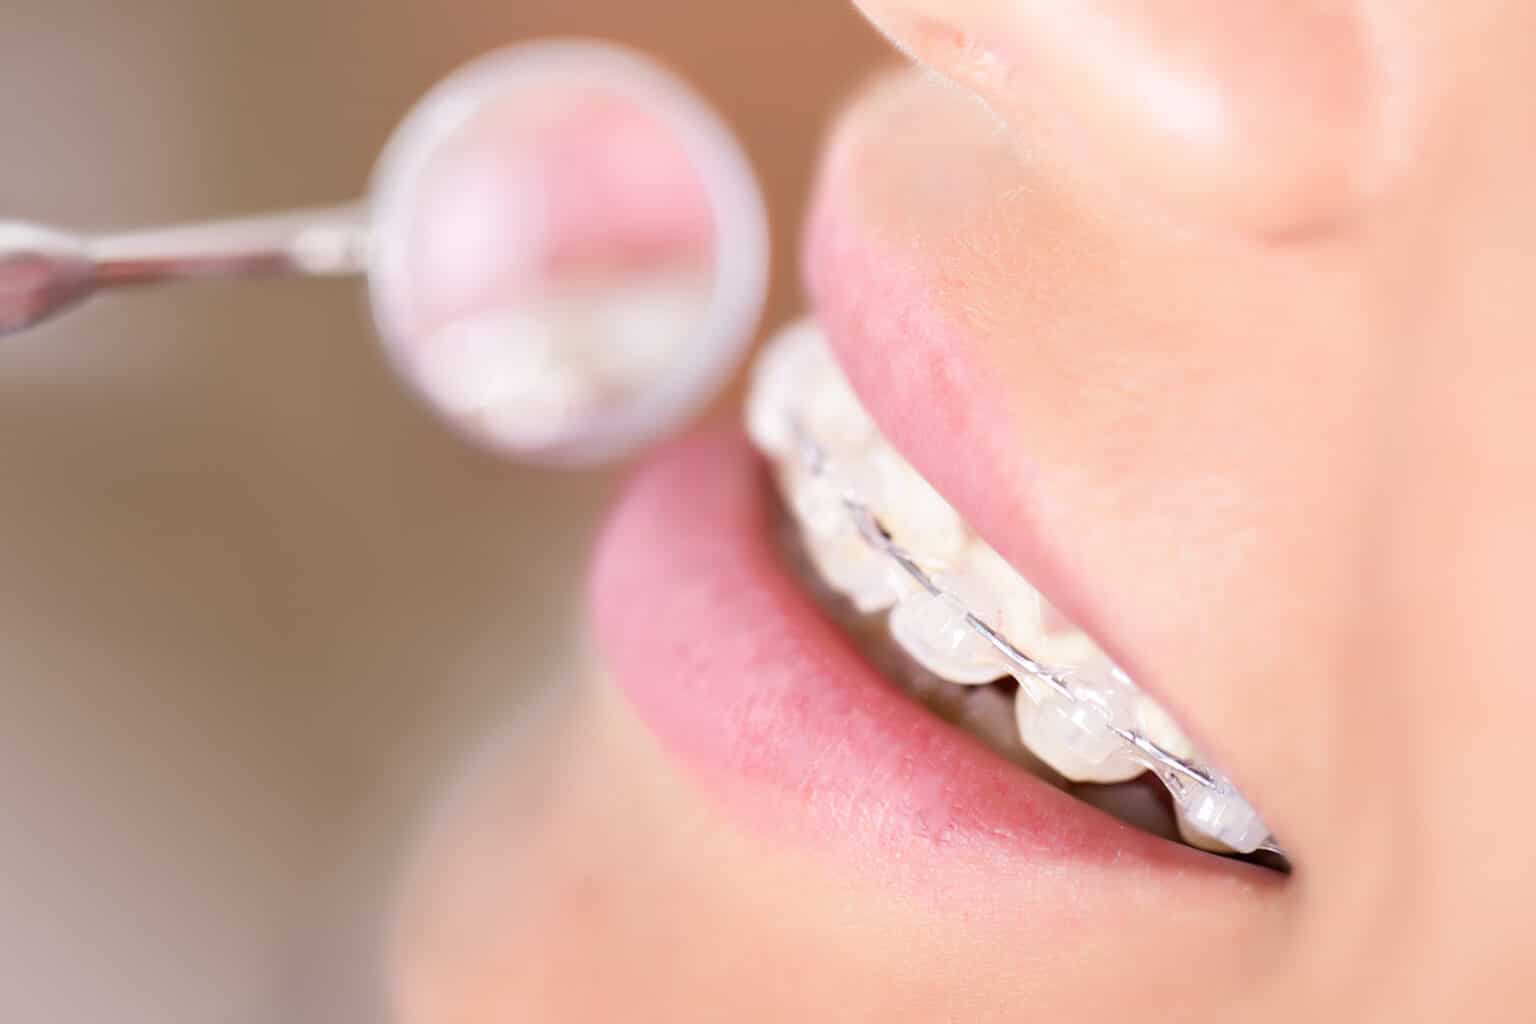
top-left (588, 427), bottom-right (1266, 911)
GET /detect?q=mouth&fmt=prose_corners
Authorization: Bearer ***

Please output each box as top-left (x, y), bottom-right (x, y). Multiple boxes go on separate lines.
top-left (591, 317), bottom-right (1287, 915)
top-left (745, 318), bottom-right (1282, 866)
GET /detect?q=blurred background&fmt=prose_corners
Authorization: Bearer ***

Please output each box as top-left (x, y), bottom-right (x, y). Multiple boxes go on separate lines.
top-left (0, 2), bottom-right (884, 1020)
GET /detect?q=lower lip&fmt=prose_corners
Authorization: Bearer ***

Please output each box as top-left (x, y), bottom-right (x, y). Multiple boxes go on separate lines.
top-left (587, 425), bottom-right (1264, 914)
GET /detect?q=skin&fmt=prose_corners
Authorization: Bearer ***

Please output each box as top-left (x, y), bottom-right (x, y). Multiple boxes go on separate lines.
top-left (392, 1), bottom-right (1536, 1020)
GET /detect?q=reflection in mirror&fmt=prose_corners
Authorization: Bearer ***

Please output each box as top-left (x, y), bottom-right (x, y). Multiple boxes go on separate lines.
top-left (369, 43), bottom-right (767, 465)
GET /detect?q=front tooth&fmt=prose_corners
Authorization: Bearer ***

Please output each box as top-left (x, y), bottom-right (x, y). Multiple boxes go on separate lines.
top-left (802, 356), bottom-right (877, 454)
top-left (869, 447), bottom-right (967, 560)
top-left (747, 317), bottom-right (877, 459)
top-left (746, 319), bottom-right (823, 457)
top-left (1013, 667), bottom-right (1145, 784)
top-left (889, 572), bottom-right (1008, 684)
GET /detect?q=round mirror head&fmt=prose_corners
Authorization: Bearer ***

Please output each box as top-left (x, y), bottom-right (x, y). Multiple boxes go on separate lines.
top-left (368, 40), bottom-right (769, 465)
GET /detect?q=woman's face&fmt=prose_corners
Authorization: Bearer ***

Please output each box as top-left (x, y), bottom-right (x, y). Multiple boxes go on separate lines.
top-left (394, 2), bottom-right (1536, 1019)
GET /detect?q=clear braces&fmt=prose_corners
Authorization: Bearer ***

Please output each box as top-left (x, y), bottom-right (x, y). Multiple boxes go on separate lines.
top-left (780, 416), bottom-right (1283, 858)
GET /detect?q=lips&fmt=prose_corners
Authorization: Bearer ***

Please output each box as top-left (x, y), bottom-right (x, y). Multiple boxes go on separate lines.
top-left (591, 422), bottom-right (1285, 906)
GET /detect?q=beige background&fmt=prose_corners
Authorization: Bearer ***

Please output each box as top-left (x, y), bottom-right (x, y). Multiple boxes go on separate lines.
top-left (0, 2), bottom-right (883, 1020)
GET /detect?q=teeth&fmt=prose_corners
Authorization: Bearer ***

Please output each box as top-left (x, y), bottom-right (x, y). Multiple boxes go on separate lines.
top-left (783, 464), bottom-right (845, 540)
top-left (804, 523), bottom-right (912, 614)
top-left (746, 320), bottom-right (822, 457)
top-left (889, 574), bottom-right (1008, 684)
top-left (868, 447), bottom-right (968, 559)
top-left (1014, 666), bottom-right (1146, 784)
top-left (781, 459), bottom-right (914, 614)
top-left (745, 318), bottom-right (1276, 858)
top-left (1173, 781), bottom-right (1270, 855)
top-left (1032, 626), bottom-right (1107, 671)
top-left (1134, 693), bottom-right (1195, 761)
top-left (802, 357), bottom-right (877, 453)
top-left (747, 317), bottom-right (877, 459)
top-left (960, 542), bottom-right (1048, 651)
top-left (1175, 809), bottom-right (1238, 853)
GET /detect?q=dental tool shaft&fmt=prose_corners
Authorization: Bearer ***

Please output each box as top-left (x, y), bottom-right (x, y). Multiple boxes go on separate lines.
top-left (0, 203), bottom-right (368, 337)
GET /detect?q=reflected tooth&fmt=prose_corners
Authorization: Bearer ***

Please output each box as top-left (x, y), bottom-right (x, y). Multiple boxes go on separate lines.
top-left (419, 312), bottom-right (599, 447)
top-left (1013, 668), bottom-right (1145, 784)
top-left (417, 310), bottom-right (558, 413)
top-left (584, 268), bottom-right (713, 388)
top-left (746, 319), bottom-right (823, 456)
top-left (889, 573), bottom-right (1008, 684)
top-left (869, 448), bottom-right (967, 559)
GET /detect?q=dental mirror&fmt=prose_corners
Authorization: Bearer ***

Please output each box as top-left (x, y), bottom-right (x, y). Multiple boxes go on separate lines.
top-left (0, 39), bottom-right (770, 465)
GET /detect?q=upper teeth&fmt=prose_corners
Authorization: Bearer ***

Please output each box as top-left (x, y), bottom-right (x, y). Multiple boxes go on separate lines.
top-left (410, 266), bottom-right (712, 448)
top-left (746, 318), bottom-right (1277, 856)
top-left (889, 577), bottom-right (1008, 684)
